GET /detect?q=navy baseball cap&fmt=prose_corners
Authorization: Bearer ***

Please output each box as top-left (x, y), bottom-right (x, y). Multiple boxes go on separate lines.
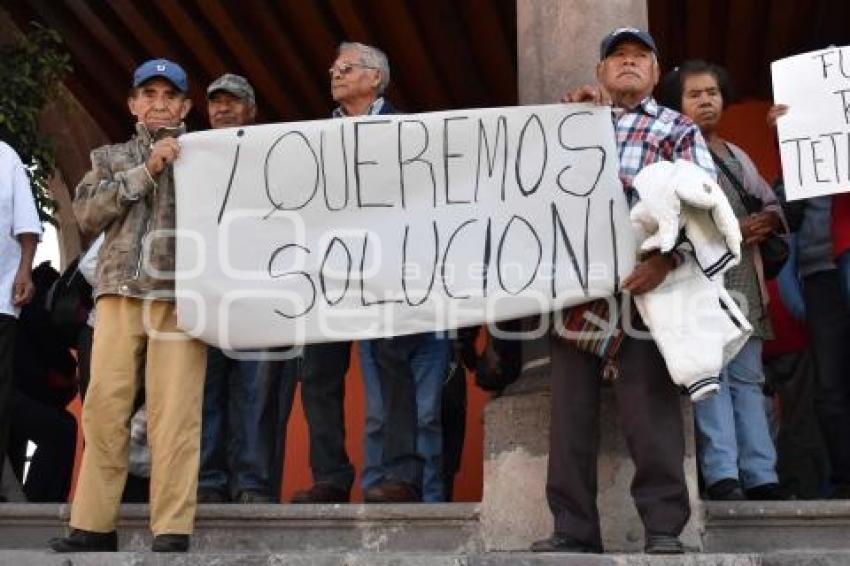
top-left (599, 27), bottom-right (658, 59)
top-left (133, 58), bottom-right (189, 93)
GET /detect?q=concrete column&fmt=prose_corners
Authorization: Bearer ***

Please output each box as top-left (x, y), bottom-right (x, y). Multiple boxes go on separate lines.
top-left (480, 0), bottom-right (702, 552)
top-left (516, 0), bottom-right (648, 105)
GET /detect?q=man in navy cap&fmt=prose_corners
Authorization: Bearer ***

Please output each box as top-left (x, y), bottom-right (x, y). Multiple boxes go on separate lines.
top-left (532, 28), bottom-right (716, 555)
top-left (49, 58), bottom-right (206, 553)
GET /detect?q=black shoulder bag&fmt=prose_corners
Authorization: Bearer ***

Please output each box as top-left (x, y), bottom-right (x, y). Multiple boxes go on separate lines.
top-left (711, 150), bottom-right (789, 279)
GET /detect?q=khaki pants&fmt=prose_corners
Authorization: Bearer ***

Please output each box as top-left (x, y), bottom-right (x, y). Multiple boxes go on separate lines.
top-left (71, 296), bottom-right (206, 535)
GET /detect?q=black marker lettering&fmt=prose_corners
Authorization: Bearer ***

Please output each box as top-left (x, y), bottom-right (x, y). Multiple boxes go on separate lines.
top-left (354, 119), bottom-right (393, 208)
top-left (268, 244), bottom-right (316, 318)
top-left (441, 219), bottom-right (478, 299)
top-left (401, 221), bottom-right (439, 306)
top-left (264, 130), bottom-right (319, 215)
top-left (496, 215), bottom-right (542, 295)
top-left (319, 237), bottom-right (352, 306)
top-left (556, 111), bottom-right (606, 197)
top-left (514, 113), bottom-right (547, 197)
top-left (398, 119), bottom-right (437, 208)
top-left (443, 116), bottom-right (470, 204)
top-left (475, 116), bottom-right (508, 202)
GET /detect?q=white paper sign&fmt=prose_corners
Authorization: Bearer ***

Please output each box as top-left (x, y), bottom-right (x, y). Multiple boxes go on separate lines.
top-left (173, 104), bottom-right (635, 348)
top-left (772, 46), bottom-right (850, 200)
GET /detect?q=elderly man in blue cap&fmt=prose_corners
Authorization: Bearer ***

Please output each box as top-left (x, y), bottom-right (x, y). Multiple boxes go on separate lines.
top-left (49, 58), bottom-right (206, 554)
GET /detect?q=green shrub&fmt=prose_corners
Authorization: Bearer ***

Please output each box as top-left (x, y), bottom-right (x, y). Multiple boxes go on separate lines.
top-left (0, 23), bottom-right (72, 224)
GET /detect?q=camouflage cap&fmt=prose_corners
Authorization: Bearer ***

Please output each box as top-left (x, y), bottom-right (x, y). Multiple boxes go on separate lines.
top-left (207, 73), bottom-right (256, 106)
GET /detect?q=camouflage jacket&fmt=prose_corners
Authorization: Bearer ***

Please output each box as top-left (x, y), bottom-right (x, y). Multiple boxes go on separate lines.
top-left (73, 122), bottom-right (185, 300)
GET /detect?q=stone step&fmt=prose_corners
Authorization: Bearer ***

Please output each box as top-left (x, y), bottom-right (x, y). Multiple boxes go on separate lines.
top-left (1, 550), bottom-right (849, 566)
top-left (703, 500), bottom-right (850, 553)
top-left (0, 502), bottom-right (482, 553)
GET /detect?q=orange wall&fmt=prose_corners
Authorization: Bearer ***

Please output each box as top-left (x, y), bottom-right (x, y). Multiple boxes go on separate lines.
top-left (717, 99), bottom-right (780, 183)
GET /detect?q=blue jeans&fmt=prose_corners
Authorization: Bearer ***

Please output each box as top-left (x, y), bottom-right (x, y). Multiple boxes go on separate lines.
top-left (200, 348), bottom-right (297, 497)
top-left (359, 342), bottom-right (384, 491)
top-left (359, 334), bottom-right (451, 502)
top-left (694, 338), bottom-right (778, 489)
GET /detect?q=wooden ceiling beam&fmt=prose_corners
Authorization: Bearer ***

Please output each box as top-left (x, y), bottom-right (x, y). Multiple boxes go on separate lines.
top-left (106, 0), bottom-right (187, 62)
top-left (458, 0), bottom-right (516, 106)
top-left (25, 0), bottom-right (131, 134)
top-left (263, 0), bottom-right (351, 116)
top-left (64, 0), bottom-right (137, 75)
top-left (725, 0), bottom-right (762, 98)
top-left (408, 0), bottom-right (487, 109)
top-left (191, 0), bottom-right (303, 120)
top-left (357, 0), bottom-right (451, 111)
top-left (148, 1), bottom-right (228, 84)
top-left (223, 1), bottom-right (329, 120)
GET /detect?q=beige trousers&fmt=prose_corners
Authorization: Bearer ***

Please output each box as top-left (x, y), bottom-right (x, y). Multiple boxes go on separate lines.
top-left (70, 296), bottom-right (206, 535)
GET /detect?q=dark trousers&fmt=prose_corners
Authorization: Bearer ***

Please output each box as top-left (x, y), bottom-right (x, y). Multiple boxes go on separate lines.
top-left (765, 351), bottom-right (831, 499)
top-left (547, 335), bottom-right (689, 549)
top-left (77, 324), bottom-right (94, 399)
top-left (441, 356), bottom-right (467, 500)
top-left (372, 335), bottom-right (424, 489)
top-left (7, 391), bottom-right (76, 502)
top-left (301, 341), bottom-right (355, 491)
top-left (200, 348), bottom-right (298, 499)
top-left (803, 269), bottom-right (850, 486)
top-left (0, 315), bottom-right (15, 491)
top-left (263, 355), bottom-right (298, 500)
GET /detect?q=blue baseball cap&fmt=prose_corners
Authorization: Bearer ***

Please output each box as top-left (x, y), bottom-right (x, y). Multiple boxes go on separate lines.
top-left (133, 58), bottom-right (189, 93)
top-left (599, 27), bottom-right (658, 60)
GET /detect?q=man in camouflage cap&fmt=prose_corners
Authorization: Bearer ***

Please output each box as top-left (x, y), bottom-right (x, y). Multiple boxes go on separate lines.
top-left (206, 73), bottom-right (256, 128)
top-left (197, 73), bottom-right (297, 505)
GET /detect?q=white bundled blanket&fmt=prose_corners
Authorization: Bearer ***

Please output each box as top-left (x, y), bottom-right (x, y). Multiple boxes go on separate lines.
top-left (630, 160), bottom-right (752, 401)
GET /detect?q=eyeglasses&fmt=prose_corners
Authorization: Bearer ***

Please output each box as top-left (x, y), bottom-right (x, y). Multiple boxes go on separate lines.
top-left (328, 62), bottom-right (376, 77)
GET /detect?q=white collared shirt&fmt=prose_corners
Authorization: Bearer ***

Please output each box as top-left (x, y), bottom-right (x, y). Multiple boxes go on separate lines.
top-left (0, 141), bottom-right (43, 318)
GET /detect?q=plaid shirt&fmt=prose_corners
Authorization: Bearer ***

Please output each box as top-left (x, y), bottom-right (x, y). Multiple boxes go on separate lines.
top-left (613, 96), bottom-right (715, 205)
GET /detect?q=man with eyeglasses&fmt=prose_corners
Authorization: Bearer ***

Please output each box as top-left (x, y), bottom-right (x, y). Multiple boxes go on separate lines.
top-left (291, 42), bottom-right (451, 504)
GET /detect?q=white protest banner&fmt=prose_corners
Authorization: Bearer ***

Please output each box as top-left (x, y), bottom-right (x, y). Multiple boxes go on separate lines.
top-left (173, 104), bottom-right (635, 348)
top-left (772, 46), bottom-right (850, 200)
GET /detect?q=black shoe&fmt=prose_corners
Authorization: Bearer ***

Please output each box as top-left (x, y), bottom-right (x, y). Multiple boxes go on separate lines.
top-left (197, 487), bottom-right (228, 503)
top-left (530, 533), bottom-right (602, 553)
top-left (237, 489), bottom-right (273, 504)
top-left (706, 478), bottom-right (745, 501)
top-left (746, 482), bottom-right (786, 500)
top-left (290, 482), bottom-right (350, 504)
top-left (831, 483), bottom-right (850, 499)
top-left (645, 533), bottom-right (684, 554)
top-left (48, 528), bottom-right (118, 552)
top-left (362, 480), bottom-right (421, 503)
top-left (152, 534), bottom-right (189, 553)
